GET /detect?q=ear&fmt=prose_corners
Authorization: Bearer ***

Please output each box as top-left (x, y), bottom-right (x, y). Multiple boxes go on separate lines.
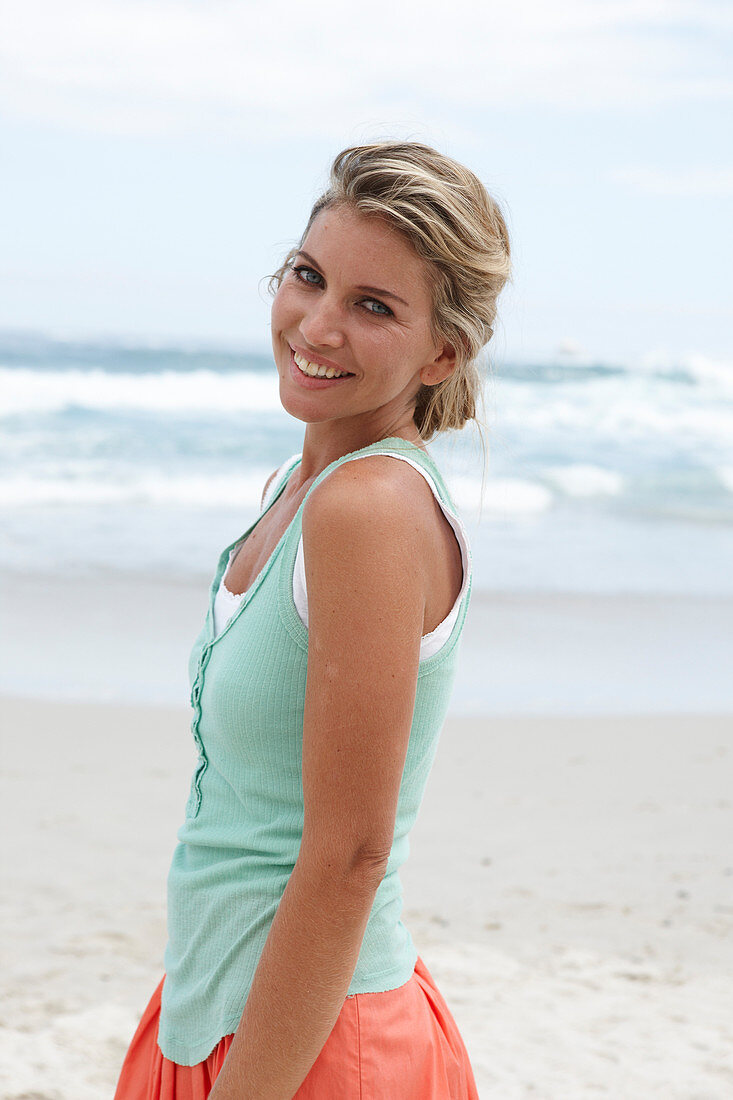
top-left (419, 342), bottom-right (457, 388)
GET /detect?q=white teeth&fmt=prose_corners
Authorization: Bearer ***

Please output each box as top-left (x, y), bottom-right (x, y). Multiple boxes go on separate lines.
top-left (293, 351), bottom-right (349, 379)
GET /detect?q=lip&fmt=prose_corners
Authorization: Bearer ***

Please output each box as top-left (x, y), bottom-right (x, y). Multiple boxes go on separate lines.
top-left (288, 345), bottom-right (354, 388)
top-left (290, 343), bottom-right (351, 373)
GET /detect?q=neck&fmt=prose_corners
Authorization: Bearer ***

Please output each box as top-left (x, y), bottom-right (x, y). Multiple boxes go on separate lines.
top-left (292, 414), bottom-right (427, 489)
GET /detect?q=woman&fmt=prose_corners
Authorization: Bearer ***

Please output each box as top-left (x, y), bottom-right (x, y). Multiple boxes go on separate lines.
top-left (114, 140), bottom-right (511, 1099)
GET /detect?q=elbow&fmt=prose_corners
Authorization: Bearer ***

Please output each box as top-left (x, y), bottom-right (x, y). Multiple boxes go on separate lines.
top-left (349, 842), bottom-right (392, 880)
top-left (297, 840), bottom-right (391, 890)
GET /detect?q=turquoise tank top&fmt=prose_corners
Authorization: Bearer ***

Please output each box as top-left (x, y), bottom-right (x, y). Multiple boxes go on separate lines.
top-left (158, 436), bottom-right (473, 1065)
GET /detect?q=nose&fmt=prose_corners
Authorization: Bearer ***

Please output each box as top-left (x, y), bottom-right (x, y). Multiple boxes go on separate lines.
top-left (298, 292), bottom-right (345, 350)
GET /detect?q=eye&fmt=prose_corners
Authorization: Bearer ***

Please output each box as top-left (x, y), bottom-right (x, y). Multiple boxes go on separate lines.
top-left (292, 264), bottom-right (323, 286)
top-left (363, 299), bottom-right (392, 317)
top-left (290, 263), bottom-right (393, 318)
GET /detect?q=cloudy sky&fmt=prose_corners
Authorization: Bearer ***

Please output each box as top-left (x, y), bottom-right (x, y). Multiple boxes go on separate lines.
top-left (1, 0), bottom-right (731, 362)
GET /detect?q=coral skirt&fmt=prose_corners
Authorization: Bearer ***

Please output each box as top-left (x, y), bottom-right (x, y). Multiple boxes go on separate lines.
top-left (114, 955), bottom-right (479, 1099)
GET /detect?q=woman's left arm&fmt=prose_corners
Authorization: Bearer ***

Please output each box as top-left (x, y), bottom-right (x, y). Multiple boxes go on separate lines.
top-left (209, 459), bottom-right (429, 1100)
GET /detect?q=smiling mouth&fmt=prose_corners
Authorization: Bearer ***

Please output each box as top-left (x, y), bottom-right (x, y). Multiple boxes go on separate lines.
top-left (292, 348), bottom-right (353, 379)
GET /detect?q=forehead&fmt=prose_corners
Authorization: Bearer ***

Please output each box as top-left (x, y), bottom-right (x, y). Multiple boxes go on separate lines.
top-left (301, 204), bottom-right (432, 301)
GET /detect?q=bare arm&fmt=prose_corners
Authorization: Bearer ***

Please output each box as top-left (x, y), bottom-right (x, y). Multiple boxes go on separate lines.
top-left (209, 458), bottom-right (428, 1100)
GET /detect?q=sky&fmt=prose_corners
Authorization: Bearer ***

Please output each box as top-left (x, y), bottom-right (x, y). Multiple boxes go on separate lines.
top-left (1, 0), bottom-right (732, 364)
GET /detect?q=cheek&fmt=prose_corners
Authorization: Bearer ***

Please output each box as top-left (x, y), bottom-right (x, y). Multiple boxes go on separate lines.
top-left (271, 284), bottom-right (296, 332)
top-left (363, 324), bottom-right (422, 373)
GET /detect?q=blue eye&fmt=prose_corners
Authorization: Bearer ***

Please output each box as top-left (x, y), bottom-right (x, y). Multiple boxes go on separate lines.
top-left (364, 299), bottom-right (392, 316)
top-left (291, 264), bottom-right (393, 317)
top-left (292, 265), bottom-right (322, 286)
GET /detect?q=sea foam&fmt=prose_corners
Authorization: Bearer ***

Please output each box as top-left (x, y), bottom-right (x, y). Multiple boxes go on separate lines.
top-left (1, 366), bottom-right (282, 415)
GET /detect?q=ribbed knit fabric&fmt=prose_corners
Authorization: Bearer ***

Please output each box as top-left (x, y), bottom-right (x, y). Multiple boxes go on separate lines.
top-left (158, 436), bottom-right (474, 1066)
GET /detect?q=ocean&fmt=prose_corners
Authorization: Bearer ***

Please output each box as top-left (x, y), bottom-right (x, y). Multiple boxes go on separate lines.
top-left (3, 332), bottom-right (732, 597)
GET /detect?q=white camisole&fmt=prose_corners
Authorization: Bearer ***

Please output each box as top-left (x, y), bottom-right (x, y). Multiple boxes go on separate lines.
top-left (212, 452), bottom-right (471, 660)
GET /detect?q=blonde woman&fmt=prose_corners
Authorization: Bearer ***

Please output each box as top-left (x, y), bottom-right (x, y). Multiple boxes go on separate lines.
top-left (114, 140), bottom-right (511, 1099)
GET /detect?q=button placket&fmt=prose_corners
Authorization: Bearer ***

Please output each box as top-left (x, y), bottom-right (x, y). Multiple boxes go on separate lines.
top-left (187, 643), bottom-right (212, 817)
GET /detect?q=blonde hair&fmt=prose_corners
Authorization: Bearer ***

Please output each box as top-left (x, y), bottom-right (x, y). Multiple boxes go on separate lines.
top-left (268, 140), bottom-right (512, 444)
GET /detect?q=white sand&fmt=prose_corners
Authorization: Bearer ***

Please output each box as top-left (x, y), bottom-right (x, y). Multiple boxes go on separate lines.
top-left (1, 696), bottom-right (732, 1098)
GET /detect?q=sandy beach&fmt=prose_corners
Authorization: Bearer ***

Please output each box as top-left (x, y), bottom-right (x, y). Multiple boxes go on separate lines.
top-left (3, 571), bottom-right (732, 716)
top-left (2, 693), bottom-right (731, 1098)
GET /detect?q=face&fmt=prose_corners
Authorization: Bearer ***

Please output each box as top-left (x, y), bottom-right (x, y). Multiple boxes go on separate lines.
top-left (270, 204), bottom-right (455, 439)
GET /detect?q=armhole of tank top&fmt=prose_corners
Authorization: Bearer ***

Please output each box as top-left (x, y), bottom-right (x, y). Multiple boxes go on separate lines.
top-left (290, 451), bottom-right (472, 663)
top-left (214, 453), bottom-right (302, 637)
top-left (222, 451), bottom-right (301, 584)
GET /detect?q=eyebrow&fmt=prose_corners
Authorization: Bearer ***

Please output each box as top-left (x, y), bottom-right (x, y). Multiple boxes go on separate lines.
top-left (295, 250), bottom-right (410, 308)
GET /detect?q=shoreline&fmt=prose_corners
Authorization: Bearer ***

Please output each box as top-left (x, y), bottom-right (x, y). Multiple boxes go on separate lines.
top-left (2, 569), bottom-right (732, 714)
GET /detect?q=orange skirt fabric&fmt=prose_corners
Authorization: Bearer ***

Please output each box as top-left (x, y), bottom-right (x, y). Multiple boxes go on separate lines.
top-left (114, 955), bottom-right (479, 1099)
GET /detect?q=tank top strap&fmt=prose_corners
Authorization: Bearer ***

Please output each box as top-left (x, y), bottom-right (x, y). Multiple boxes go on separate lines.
top-left (276, 436), bottom-right (472, 663)
top-left (282, 436), bottom-right (467, 574)
top-left (296, 436), bottom-right (457, 516)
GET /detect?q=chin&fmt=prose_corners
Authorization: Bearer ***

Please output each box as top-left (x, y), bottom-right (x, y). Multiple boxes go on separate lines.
top-left (277, 380), bottom-right (328, 426)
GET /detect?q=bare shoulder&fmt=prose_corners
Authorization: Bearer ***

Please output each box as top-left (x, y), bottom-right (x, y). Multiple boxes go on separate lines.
top-left (301, 455), bottom-right (431, 667)
top-left (301, 455), bottom-right (439, 624)
top-left (302, 453), bottom-right (436, 546)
